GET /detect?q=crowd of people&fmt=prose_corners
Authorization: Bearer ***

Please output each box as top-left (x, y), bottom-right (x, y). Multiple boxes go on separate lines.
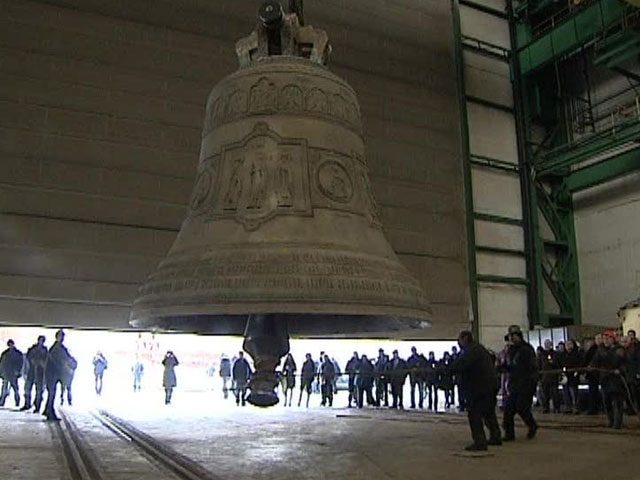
top-left (531, 330), bottom-right (639, 428)
top-left (214, 326), bottom-right (638, 451)
top-left (0, 330), bottom-right (77, 421)
top-left (215, 347), bottom-right (468, 410)
top-left (1, 326), bottom-right (638, 448)
top-left (0, 330), bottom-right (182, 418)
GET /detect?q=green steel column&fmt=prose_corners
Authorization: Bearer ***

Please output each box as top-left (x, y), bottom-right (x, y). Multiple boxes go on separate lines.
top-left (451, 0), bottom-right (480, 341)
top-left (508, 0), bottom-right (542, 329)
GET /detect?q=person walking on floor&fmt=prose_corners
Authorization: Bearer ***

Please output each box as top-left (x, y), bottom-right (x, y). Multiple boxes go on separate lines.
top-left (502, 327), bottom-right (538, 441)
top-left (298, 353), bottom-right (315, 408)
top-left (449, 330), bottom-right (502, 451)
top-left (43, 330), bottom-right (76, 421)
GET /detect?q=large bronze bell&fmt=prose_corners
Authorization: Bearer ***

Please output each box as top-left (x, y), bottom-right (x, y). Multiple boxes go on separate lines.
top-left (130, 1), bottom-right (432, 406)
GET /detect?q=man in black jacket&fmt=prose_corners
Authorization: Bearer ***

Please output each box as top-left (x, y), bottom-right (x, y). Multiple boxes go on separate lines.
top-left (0, 339), bottom-right (23, 407)
top-left (356, 354), bottom-right (375, 408)
top-left (374, 349), bottom-right (389, 407)
top-left (298, 353), bottom-right (315, 408)
top-left (320, 354), bottom-right (336, 407)
top-left (590, 331), bottom-right (626, 429)
top-left (425, 351), bottom-right (439, 411)
top-left (584, 335), bottom-right (603, 414)
top-left (450, 331), bottom-right (502, 451)
top-left (345, 352), bottom-right (360, 408)
top-left (21, 335), bottom-right (47, 412)
top-left (538, 339), bottom-right (560, 413)
top-left (388, 350), bottom-right (407, 409)
top-left (502, 328), bottom-right (538, 441)
top-left (43, 330), bottom-right (76, 421)
top-left (232, 351), bottom-right (252, 406)
top-left (407, 346), bottom-right (427, 409)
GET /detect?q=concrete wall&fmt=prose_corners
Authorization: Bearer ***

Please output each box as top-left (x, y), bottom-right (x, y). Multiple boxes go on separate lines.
top-left (574, 171), bottom-right (640, 327)
top-left (0, 0), bottom-right (467, 338)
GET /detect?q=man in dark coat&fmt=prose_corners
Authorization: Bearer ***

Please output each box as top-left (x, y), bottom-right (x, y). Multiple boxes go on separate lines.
top-left (590, 331), bottom-right (626, 429)
top-left (21, 335), bottom-right (47, 412)
top-left (407, 346), bottom-right (427, 409)
top-left (0, 339), bottom-right (24, 407)
top-left (320, 354), bottom-right (336, 407)
top-left (298, 353), bottom-right (315, 408)
top-left (560, 339), bottom-right (583, 413)
top-left (425, 351), bottom-right (439, 411)
top-left (356, 354), bottom-right (375, 408)
top-left (502, 328), bottom-right (538, 441)
top-left (584, 335), bottom-right (603, 414)
top-left (538, 339), bottom-right (560, 413)
top-left (388, 350), bottom-right (407, 409)
top-left (374, 349), bottom-right (389, 407)
top-left (43, 330), bottom-right (76, 421)
top-left (450, 331), bottom-right (502, 451)
top-left (345, 351), bottom-right (360, 408)
top-left (232, 351), bottom-right (252, 406)
top-left (162, 350), bottom-right (179, 404)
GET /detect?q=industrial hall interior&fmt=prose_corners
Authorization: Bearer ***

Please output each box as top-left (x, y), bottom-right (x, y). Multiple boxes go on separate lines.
top-left (1, 0), bottom-right (639, 479)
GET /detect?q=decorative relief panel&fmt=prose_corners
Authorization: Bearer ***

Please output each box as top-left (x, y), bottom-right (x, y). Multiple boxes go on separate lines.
top-left (249, 77), bottom-right (278, 113)
top-left (359, 170), bottom-right (381, 227)
top-left (280, 85), bottom-right (303, 111)
top-left (226, 90), bottom-right (248, 118)
top-left (188, 157), bottom-right (219, 217)
top-left (317, 160), bottom-right (353, 204)
top-left (306, 88), bottom-right (328, 114)
top-left (210, 122), bottom-right (312, 231)
top-left (204, 75), bottom-right (362, 136)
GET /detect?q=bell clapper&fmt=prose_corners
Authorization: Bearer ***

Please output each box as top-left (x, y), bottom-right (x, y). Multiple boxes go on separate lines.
top-left (243, 314), bottom-right (290, 407)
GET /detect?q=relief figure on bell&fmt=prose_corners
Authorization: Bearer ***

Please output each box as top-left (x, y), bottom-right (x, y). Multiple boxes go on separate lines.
top-left (224, 158), bottom-right (244, 210)
top-left (247, 157), bottom-right (267, 210)
top-left (280, 85), bottom-right (303, 111)
top-left (250, 77), bottom-right (277, 112)
top-left (275, 154), bottom-right (294, 207)
top-left (306, 88), bottom-right (327, 113)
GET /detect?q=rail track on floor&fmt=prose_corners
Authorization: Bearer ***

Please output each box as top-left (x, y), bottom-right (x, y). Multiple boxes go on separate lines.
top-left (50, 409), bottom-right (223, 480)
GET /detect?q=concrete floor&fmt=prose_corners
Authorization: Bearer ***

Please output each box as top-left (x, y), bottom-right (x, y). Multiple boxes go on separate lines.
top-left (1, 391), bottom-right (639, 480)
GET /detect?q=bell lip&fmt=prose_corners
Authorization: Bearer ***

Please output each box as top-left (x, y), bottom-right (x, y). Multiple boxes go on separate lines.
top-left (130, 302), bottom-right (432, 323)
top-left (129, 308), bottom-right (432, 338)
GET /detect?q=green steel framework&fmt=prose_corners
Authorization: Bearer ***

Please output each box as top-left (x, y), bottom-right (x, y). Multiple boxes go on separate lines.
top-left (509, 0), bottom-right (640, 327)
top-left (454, 0), bottom-right (640, 332)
